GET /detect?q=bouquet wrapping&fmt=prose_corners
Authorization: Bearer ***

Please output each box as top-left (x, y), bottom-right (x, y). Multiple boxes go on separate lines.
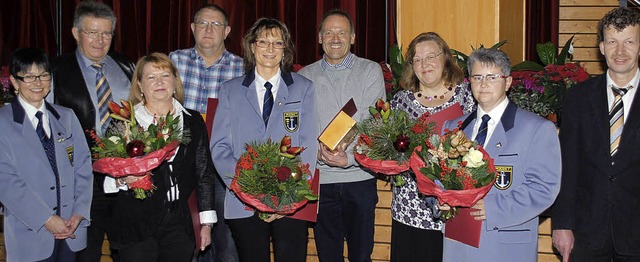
top-left (90, 100), bottom-right (186, 199)
top-left (230, 136), bottom-right (317, 220)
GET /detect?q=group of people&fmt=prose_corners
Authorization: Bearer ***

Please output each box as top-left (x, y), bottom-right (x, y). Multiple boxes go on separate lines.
top-left (1, 1), bottom-right (640, 262)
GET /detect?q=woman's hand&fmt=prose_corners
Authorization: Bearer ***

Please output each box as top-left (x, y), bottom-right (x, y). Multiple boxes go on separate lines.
top-left (263, 214), bottom-right (284, 223)
top-left (199, 225), bottom-right (212, 251)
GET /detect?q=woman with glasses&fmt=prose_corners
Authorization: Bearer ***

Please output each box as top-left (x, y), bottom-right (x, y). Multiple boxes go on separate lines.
top-left (0, 48), bottom-right (93, 261)
top-left (210, 18), bottom-right (318, 262)
top-left (389, 32), bottom-right (476, 262)
top-left (105, 53), bottom-right (216, 262)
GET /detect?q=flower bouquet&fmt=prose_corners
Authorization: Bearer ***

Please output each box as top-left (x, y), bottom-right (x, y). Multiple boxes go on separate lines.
top-left (410, 126), bottom-right (497, 219)
top-left (509, 36), bottom-right (589, 121)
top-left (354, 98), bottom-right (434, 185)
top-left (230, 136), bottom-right (318, 220)
top-left (90, 100), bottom-right (186, 199)
top-left (1, 66), bottom-right (14, 105)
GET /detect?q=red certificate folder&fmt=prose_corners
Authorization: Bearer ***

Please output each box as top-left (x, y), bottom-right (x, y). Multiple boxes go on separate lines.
top-left (425, 102), bottom-right (463, 132)
top-left (444, 207), bottom-right (482, 248)
top-left (288, 169), bottom-right (320, 222)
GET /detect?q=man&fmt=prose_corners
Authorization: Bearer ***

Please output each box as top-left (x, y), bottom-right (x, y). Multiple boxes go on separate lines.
top-left (297, 9), bottom-right (385, 262)
top-left (442, 48), bottom-right (561, 261)
top-left (553, 7), bottom-right (640, 262)
top-left (50, 2), bottom-right (135, 261)
top-left (169, 4), bottom-right (243, 262)
top-left (169, 4), bottom-right (244, 113)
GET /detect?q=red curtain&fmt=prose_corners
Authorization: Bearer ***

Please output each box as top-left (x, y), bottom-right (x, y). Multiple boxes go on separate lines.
top-left (525, 0), bottom-right (559, 63)
top-left (0, 0), bottom-right (396, 67)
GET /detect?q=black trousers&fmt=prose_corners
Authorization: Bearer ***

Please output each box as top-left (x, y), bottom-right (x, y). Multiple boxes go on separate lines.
top-left (116, 211), bottom-right (195, 262)
top-left (390, 219), bottom-right (443, 262)
top-left (77, 182), bottom-right (115, 262)
top-left (572, 236), bottom-right (640, 262)
top-left (227, 214), bottom-right (308, 262)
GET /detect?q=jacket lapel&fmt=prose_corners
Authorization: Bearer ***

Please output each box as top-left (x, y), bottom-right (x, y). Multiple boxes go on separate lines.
top-left (242, 71), bottom-right (263, 119)
top-left (11, 100), bottom-right (55, 173)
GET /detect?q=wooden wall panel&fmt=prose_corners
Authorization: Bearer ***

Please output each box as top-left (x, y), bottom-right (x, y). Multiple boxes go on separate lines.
top-left (397, 0), bottom-right (525, 63)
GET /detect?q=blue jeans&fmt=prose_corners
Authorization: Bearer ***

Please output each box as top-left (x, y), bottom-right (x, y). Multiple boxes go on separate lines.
top-left (197, 173), bottom-right (239, 262)
top-left (314, 179), bottom-right (378, 262)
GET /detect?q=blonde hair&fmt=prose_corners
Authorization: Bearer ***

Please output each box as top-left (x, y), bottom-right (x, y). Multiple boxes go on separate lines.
top-left (129, 52), bottom-right (185, 105)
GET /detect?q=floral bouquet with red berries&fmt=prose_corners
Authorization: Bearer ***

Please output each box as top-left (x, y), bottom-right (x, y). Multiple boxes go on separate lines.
top-left (90, 100), bottom-right (187, 199)
top-left (410, 126), bottom-right (497, 219)
top-left (230, 136), bottom-right (317, 221)
top-left (354, 98), bottom-right (434, 185)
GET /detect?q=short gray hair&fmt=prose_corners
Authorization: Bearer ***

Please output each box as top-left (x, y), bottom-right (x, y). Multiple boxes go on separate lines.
top-left (73, 1), bottom-right (117, 31)
top-left (467, 48), bottom-right (511, 76)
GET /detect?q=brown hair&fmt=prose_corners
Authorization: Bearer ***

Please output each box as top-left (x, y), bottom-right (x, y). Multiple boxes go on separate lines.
top-left (399, 32), bottom-right (464, 92)
top-left (241, 18), bottom-right (295, 74)
top-left (129, 52), bottom-right (185, 105)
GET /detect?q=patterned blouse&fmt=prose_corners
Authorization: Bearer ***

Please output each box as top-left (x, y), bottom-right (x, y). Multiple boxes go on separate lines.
top-left (390, 82), bottom-right (475, 230)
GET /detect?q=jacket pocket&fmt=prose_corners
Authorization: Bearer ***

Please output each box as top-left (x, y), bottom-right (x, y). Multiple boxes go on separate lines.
top-left (497, 229), bottom-right (532, 244)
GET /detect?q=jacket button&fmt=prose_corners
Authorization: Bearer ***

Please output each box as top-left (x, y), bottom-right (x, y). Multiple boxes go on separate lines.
top-left (53, 207), bottom-right (58, 211)
top-left (611, 161), bottom-right (615, 166)
top-left (609, 176), bottom-right (617, 181)
top-left (50, 186), bottom-right (55, 190)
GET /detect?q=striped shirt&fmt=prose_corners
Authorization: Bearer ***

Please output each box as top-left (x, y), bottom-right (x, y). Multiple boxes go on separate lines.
top-left (169, 48), bottom-right (244, 113)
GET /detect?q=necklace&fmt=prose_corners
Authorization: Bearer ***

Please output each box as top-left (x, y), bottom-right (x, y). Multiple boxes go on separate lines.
top-left (416, 86), bottom-right (453, 101)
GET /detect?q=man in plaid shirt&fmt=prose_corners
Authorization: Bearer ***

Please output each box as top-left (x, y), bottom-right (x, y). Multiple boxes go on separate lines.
top-left (169, 4), bottom-right (243, 262)
top-left (170, 4), bottom-right (243, 114)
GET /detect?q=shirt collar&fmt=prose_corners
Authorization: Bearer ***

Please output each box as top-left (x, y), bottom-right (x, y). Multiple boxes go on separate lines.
top-left (76, 49), bottom-right (106, 71)
top-left (606, 68), bottom-right (640, 90)
top-left (193, 48), bottom-right (231, 67)
top-left (17, 95), bottom-right (47, 123)
top-left (477, 97), bottom-right (510, 124)
top-left (134, 98), bottom-right (190, 129)
top-left (254, 68), bottom-right (281, 92)
top-left (321, 53), bottom-right (355, 70)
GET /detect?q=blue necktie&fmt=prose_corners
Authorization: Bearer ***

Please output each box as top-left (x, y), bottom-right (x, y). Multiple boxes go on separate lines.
top-left (476, 114), bottom-right (491, 147)
top-left (36, 111), bottom-right (61, 215)
top-left (92, 63), bottom-right (113, 134)
top-left (262, 81), bottom-right (274, 127)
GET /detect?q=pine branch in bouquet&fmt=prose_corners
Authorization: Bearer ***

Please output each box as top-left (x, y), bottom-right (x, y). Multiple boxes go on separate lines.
top-left (235, 138), bottom-right (317, 213)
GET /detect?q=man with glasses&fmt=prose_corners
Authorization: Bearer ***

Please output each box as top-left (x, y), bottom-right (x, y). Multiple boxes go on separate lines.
top-left (169, 4), bottom-right (242, 262)
top-left (298, 9), bottom-right (385, 262)
top-left (441, 48), bottom-right (560, 262)
top-left (170, 4), bottom-right (243, 114)
top-left (50, 1), bottom-right (135, 261)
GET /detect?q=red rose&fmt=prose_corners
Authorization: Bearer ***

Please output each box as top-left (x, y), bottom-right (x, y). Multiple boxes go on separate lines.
top-left (276, 166), bottom-right (291, 182)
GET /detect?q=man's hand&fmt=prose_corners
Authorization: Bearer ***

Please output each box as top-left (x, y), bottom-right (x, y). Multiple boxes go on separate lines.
top-left (552, 229), bottom-right (574, 262)
top-left (64, 214), bottom-right (84, 238)
top-left (318, 143), bottom-right (348, 168)
top-left (470, 199), bottom-right (486, 220)
top-left (199, 225), bottom-right (212, 251)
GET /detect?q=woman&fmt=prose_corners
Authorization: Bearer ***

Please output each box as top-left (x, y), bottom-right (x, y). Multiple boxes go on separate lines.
top-left (106, 53), bottom-right (216, 262)
top-left (389, 32), bottom-right (475, 262)
top-left (210, 18), bottom-right (318, 262)
top-left (0, 48), bottom-right (93, 261)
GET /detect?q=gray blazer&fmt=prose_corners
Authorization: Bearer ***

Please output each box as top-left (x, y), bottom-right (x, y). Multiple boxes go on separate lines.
top-left (0, 100), bottom-right (93, 261)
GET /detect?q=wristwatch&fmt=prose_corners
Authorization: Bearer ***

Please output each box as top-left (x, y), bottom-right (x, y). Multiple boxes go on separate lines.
top-left (201, 223), bottom-right (214, 227)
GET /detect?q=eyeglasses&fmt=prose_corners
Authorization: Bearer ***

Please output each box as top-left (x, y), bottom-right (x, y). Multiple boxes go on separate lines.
top-left (14, 73), bottom-right (52, 83)
top-left (469, 74), bottom-right (509, 83)
top-left (254, 39), bottom-right (286, 49)
top-left (79, 29), bottom-right (114, 40)
top-left (410, 53), bottom-right (443, 65)
top-left (194, 20), bottom-right (226, 29)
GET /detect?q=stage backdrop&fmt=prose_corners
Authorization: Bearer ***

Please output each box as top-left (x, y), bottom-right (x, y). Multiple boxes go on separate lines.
top-left (0, 0), bottom-right (396, 66)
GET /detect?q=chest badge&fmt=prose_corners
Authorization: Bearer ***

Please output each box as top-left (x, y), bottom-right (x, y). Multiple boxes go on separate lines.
top-left (284, 111), bottom-right (299, 133)
top-left (494, 165), bottom-right (512, 190)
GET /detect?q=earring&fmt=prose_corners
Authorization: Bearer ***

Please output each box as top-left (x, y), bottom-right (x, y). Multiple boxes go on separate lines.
top-left (141, 92), bottom-right (144, 97)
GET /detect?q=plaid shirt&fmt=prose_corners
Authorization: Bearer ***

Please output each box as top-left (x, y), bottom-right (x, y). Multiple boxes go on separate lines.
top-left (170, 48), bottom-right (244, 113)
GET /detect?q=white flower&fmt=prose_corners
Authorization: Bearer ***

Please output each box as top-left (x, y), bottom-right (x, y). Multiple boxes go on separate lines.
top-left (108, 136), bottom-right (121, 144)
top-left (462, 148), bottom-right (484, 168)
